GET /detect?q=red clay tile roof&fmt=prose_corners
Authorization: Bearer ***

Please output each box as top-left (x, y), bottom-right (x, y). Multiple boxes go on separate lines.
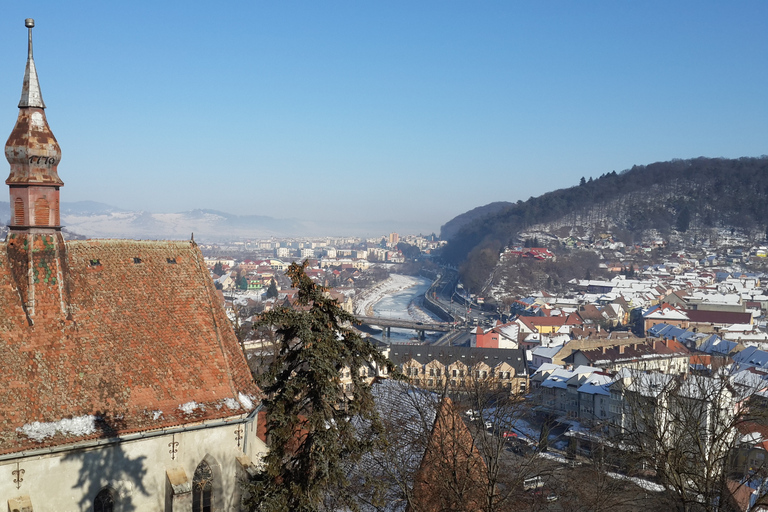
top-left (684, 309), bottom-right (752, 325)
top-left (572, 339), bottom-right (690, 366)
top-left (0, 235), bottom-right (259, 455)
top-left (726, 480), bottom-right (754, 512)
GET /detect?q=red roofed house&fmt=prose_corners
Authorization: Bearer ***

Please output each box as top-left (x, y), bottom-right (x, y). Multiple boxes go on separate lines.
top-left (564, 338), bottom-right (691, 375)
top-left (515, 314), bottom-right (582, 337)
top-left (472, 321), bottom-right (520, 349)
top-left (684, 309), bottom-right (754, 333)
top-left (643, 303), bottom-right (690, 333)
top-left (0, 21), bottom-right (263, 511)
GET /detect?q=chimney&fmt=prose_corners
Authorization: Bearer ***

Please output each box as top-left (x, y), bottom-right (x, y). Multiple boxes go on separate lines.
top-left (602, 346), bottom-right (606, 354)
top-left (619, 345), bottom-right (625, 354)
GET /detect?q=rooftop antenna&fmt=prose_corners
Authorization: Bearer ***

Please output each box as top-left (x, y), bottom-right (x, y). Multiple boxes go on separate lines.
top-left (26, 18), bottom-right (34, 57)
top-left (19, 18), bottom-right (45, 108)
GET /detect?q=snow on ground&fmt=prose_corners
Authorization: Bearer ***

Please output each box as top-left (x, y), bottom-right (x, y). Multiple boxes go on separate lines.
top-left (408, 297), bottom-right (440, 323)
top-left (607, 472), bottom-right (665, 492)
top-left (354, 274), bottom-right (421, 316)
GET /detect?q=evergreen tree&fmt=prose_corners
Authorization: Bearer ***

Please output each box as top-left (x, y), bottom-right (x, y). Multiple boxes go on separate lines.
top-left (213, 261), bottom-right (224, 275)
top-left (676, 205), bottom-right (691, 232)
top-left (238, 275), bottom-right (249, 290)
top-left (246, 261), bottom-right (396, 512)
top-left (266, 278), bottom-right (279, 299)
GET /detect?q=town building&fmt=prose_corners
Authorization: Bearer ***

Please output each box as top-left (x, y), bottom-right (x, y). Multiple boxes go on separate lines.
top-left (564, 338), bottom-right (691, 375)
top-left (388, 345), bottom-right (529, 395)
top-left (472, 321), bottom-right (519, 349)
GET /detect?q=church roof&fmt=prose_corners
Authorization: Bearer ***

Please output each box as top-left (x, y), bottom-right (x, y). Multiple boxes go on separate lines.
top-left (0, 238), bottom-right (259, 455)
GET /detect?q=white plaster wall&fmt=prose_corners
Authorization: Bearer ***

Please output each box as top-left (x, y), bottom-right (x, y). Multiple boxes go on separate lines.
top-left (1, 417), bottom-right (266, 512)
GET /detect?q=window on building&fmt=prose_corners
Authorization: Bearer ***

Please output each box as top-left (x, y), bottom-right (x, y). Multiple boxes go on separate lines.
top-left (452, 369), bottom-right (457, 377)
top-left (34, 197), bottom-right (50, 225)
top-left (14, 198), bottom-right (24, 226)
top-left (93, 487), bottom-right (115, 512)
top-left (429, 368), bottom-right (435, 376)
top-left (193, 460), bottom-right (213, 512)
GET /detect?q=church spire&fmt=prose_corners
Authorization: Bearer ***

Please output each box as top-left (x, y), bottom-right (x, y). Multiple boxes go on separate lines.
top-left (18, 18), bottom-right (46, 109)
top-left (5, 18), bottom-right (63, 231)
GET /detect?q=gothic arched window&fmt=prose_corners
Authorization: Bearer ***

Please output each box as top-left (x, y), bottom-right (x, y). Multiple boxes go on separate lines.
top-left (193, 460), bottom-right (213, 512)
top-left (93, 487), bottom-right (115, 512)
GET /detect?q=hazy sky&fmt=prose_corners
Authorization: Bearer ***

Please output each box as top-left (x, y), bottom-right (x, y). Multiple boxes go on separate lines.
top-left (0, 2), bottom-right (765, 235)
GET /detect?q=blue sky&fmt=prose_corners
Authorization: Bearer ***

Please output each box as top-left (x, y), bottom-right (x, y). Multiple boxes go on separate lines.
top-left (0, 2), bottom-right (766, 235)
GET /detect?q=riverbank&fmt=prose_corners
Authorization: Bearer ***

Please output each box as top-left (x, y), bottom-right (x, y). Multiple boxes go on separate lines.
top-left (354, 274), bottom-right (421, 316)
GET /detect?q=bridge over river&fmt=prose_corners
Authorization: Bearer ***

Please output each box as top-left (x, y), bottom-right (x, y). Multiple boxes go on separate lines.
top-left (355, 315), bottom-right (456, 339)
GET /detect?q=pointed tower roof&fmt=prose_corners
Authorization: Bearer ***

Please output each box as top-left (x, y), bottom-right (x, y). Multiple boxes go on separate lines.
top-left (18, 19), bottom-right (45, 109)
top-left (5, 18), bottom-right (62, 188)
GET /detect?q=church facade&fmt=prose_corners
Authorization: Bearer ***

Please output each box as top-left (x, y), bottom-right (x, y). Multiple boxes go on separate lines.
top-left (1, 20), bottom-right (264, 512)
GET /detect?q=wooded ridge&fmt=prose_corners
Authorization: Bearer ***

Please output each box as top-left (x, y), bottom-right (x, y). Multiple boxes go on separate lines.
top-left (439, 156), bottom-right (768, 286)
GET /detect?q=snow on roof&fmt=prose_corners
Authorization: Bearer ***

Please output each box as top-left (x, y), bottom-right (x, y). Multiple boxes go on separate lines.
top-left (18, 415), bottom-right (97, 443)
top-left (698, 335), bottom-right (737, 355)
top-left (533, 362), bottom-right (561, 375)
top-left (724, 323), bottom-right (755, 332)
top-left (733, 346), bottom-right (768, 369)
top-left (531, 346), bottom-right (562, 358)
top-left (577, 374), bottom-right (612, 396)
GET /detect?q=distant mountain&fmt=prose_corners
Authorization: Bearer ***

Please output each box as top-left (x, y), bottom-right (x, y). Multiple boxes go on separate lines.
top-left (61, 201), bottom-right (126, 216)
top-left (0, 202), bottom-right (417, 240)
top-left (439, 156), bottom-right (768, 289)
top-left (60, 207), bottom-right (308, 240)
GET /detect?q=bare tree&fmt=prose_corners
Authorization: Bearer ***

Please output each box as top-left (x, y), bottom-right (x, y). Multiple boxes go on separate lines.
top-left (606, 369), bottom-right (768, 512)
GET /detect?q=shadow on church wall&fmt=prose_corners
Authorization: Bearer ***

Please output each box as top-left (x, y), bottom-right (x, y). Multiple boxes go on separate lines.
top-left (60, 413), bottom-right (150, 510)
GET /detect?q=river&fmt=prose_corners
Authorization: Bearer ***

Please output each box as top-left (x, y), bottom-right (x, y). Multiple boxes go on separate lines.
top-left (371, 276), bottom-right (442, 343)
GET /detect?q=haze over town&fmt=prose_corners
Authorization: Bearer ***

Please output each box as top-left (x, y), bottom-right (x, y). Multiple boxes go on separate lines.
top-left (4, 3), bottom-right (768, 510)
top-left (1, 1), bottom-right (766, 235)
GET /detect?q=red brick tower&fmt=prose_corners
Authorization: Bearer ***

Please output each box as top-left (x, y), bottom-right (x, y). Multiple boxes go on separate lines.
top-left (5, 18), bottom-right (63, 232)
top-left (4, 19), bottom-right (69, 323)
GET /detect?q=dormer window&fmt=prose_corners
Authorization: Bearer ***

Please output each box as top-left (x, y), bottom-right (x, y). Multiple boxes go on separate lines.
top-left (89, 259), bottom-right (101, 267)
top-left (167, 258), bottom-right (177, 264)
top-left (133, 257), bottom-right (142, 264)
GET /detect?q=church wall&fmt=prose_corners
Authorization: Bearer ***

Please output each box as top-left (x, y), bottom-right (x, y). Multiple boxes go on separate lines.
top-left (1, 417), bottom-right (266, 512)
